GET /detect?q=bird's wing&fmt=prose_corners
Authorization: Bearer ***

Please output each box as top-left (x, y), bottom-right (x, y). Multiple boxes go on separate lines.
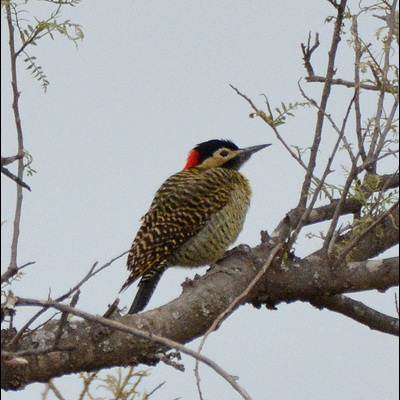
top-left (121, 168), bottom-right (238, 289)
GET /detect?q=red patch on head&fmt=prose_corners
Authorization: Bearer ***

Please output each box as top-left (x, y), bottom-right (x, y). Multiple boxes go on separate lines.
top-left (183, 149), bottom-right (200, 169)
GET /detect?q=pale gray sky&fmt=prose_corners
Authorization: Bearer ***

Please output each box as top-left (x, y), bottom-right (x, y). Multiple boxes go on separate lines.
top-left (1, 1), bottom-right (398, 399)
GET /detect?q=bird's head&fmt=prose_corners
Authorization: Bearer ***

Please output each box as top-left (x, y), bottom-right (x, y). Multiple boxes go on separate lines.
top-left (183, 139), bottom-right (271, 170)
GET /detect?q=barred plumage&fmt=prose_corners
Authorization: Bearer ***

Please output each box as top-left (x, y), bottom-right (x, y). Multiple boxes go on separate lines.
top-left (121, 139), bottom-right (270, 313)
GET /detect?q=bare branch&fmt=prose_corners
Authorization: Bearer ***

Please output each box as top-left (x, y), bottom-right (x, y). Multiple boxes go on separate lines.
top-left (0, 166), bottom-right (31, 191)
top-left (143, 381), bottom-right (166, 400)
top-left (365, 1), bottom-right (399, 173)
top-left (301, 32), bottom-right (320, 77)
top-left (44, 380), bottom-right (66, 400)
top-left (1, 261), bottom-right (35, 285)
top-left (1, 154), bottom-right (25, 166)
top-left (272, 198), bottom-right (361, 239)
top-left (310, 294), bottom-right (399, 336)
top-left (103, 298), bottom-right (120, 318)
top-left (310, 205), bottom-right (398, 261)
top-left (2, 244), bottom-right (397, 390)
top-left (305, 76), bottom-right (398, 93)
top-left (339, 201), bottom-right (399, 261)
top-left (296, 83), bottom-right (361, 253)
top-left (6, 253), bottom-right (127, 350)
top-left (77, 371), bottom-right (98, 400)
top-left (297, 0), bottom-right (348, 211)
top-left (351, 15), bottom-right (368, 164)
top-left (5, 4), bottom-right (27, 272)
top-left (13, 297), bottom-right (253, 400)
top-left (272, 171), bottom-right (398, 238)
top-left (53, 290), bottom-right (81, 349)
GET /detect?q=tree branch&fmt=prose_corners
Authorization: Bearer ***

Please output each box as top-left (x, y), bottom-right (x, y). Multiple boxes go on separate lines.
top-left (2, 241), bottom-right (398, 390)
top-left (332, 204), bottom-right (399, 261)
top-left (5, 3), bottom-right (27, 273)
top-left (6, 296), bottom-right (253, 400)
top-left (297, 0), bottom-right (348, 211)
top-left (1, 166), bottom-right (31, 191)
top-left (305, 76), bottom-right (398, 93)
top-left (309, 294), bottom-right (399, 336)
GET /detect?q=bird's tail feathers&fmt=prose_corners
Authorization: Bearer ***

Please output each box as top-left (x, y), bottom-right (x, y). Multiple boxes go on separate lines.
top-left (127, 272), bottom-right (164, 314)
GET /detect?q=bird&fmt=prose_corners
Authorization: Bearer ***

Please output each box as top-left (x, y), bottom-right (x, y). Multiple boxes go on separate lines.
top-left (121, 139), bottom-right (270, 314)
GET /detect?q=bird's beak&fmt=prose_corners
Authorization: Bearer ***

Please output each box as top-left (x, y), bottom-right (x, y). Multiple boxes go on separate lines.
top-left (240, 143), bottom-right (271, 157)
top-left (237, 143), bottom-right (271, 164)
top-left (222, 143), bottom-right (271, 170)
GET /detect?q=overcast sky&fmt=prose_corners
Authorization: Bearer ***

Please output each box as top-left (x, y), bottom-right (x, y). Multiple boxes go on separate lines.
top-left (1, 1), bottom-right (399, 399)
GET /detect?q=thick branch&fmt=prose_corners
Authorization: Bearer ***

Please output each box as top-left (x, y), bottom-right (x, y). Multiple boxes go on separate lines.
top-left (2, 242), bottom-right (398, 390)
top-left (4, 298), bottom-right (252, 400)
top-left (250, 252), bottom-right (398, 307)
top-left (311, 204), bottom-right (399, 261)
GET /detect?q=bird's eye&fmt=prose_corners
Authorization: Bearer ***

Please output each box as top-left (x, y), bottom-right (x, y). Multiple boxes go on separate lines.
top-left (219, 149), bottom-right (229, 157)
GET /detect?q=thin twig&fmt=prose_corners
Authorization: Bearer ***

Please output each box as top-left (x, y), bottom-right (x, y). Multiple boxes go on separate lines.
top-left (53, 290), bottom-right (80, 349)
top-left (45, 380), bottom-right (66, 400)
top-left (77, 371), bottom-right (98, 400)
top-left (1, 153), bottom-right (25, 166)
top-left (143, 381), bottom-right (166, 400)
top-left (294, 84), bottom-right (361, 252)
top-left (1, 166), bottom-right (31, 191)
top-left (6, 252), bottom-right (127, 349)
top-left (324, 159), bottom-right (361, 256)
top-left (351, 14), bottom-right (368, 164)
top-left (5, 308), bottom-right (59, 351)
top-left (5, 3), bottom-right (26, 274)
top-left (305, 76), bottom-right (398, 93)
top-left (230, 84), bottom-right (336, 204)
top-left (57, 250), bottom-right (130, 303)
top-left (301, 32), bottom-right (320, 77)
top-left (356, 151), bottom-right (400, 175)
top-left (1, 261), bottom-right (35, 285)
top-left (297, 0), bottom-right (348, 211)
top-left (365, 0), bottom-right (398, 172)
top-left (103, 298), bottom-right (120, 318)
top-left (229, 84), bottom-right (307, 170)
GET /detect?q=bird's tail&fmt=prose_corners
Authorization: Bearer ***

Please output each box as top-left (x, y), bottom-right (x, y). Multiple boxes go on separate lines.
top-left (127, 272), bottom-right (163, 314)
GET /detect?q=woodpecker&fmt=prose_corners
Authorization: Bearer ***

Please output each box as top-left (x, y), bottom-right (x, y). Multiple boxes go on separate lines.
top-left (121, 139), bottom-right (270, 313)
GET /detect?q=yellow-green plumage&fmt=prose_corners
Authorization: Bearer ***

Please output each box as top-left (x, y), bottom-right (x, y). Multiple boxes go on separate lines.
top-left (122, 139), bottom-right (269, 313)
